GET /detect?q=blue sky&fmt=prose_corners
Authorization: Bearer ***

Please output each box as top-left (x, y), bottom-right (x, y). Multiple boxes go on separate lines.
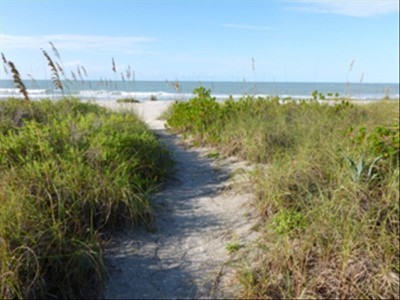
top-left (0, 0), bottom-right (399, 83)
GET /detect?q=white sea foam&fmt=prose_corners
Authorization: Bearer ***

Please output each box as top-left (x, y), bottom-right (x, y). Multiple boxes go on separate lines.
top-left (0, 88), bottom-right (50, 99)
top-left (77, 90), bottom-right (194, 101)
top-left (1, 81), bottom-right (398, 102)
top-left (28, 89), bottom-right (47, 94)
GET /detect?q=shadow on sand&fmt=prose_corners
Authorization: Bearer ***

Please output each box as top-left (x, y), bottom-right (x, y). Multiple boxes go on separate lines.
top-left (104, 128), bottom-right (232, 299)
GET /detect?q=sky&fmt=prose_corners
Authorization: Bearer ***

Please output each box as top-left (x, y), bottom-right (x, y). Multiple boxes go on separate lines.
top-left (0, 0), bottom-right (399, 83)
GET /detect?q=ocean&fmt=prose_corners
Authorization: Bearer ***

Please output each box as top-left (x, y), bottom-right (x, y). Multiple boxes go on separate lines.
top-left (0, 80), bottom-right (399, 102)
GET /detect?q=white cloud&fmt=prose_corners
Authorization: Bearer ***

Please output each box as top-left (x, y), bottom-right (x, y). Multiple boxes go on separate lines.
top-left (291, 0), bottom-right (399, 17)
top-left (0, 34), bottom-right (155, 53)
top-left (222, 23), bottom-right (272, 31)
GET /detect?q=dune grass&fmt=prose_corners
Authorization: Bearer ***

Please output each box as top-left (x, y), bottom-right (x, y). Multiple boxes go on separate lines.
top-left (165, 88), bottom-right (399, 298)
top-left (0, 98), bottom-right (172, 299)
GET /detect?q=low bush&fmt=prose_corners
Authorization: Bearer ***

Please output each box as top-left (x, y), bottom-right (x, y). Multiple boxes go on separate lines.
top-left (116, 98), bottom-right (140, 103)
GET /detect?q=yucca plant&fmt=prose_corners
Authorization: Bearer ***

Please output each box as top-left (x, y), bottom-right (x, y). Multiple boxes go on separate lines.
top-left (344, 155), bottom-right (382, 183)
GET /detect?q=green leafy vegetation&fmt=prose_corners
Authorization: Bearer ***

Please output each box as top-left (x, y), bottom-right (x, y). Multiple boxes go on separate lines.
top-left (226, 242), bottom-right (241, 254)
top-left (206, 150), bottom-right (220, 159)
top-left (0, 98), bottom-right (172, 299)
top-left (116, 97), bottom-right (140, 103)
top-left (166, 88), bottom-right (399, 299)
top-left (270, 209), bottom-right (306, 236)
top-left (312, 90), bottom-right (341, 100)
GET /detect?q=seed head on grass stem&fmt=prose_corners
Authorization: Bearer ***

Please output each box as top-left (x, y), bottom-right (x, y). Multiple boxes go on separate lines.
top-left (7, 60), bottom-right (30, 101)
top-left (49, 41), bottom-right (61, 61)
top-left (71, 71), bottom-right (78, 82)
top-left (1, 52), bottom-right (9, 75)
top-left (81, 65), bottom-right (87, 77)
top-left (42, 49), bottom-right (63, 91)
top-left (112, 57), bottom-right (116, 74)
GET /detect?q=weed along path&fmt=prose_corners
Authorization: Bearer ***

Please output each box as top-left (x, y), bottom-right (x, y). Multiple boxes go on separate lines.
top-left (101, 101), bottom-right (259, 299)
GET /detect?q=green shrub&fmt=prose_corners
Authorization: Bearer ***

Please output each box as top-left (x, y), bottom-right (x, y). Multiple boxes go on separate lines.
top-left (270, 209), bottom-right (306, 236)
top-left (116, 98), bottom-right (140, 103)
top-left (0, 98), bottom-right (172, 299)
top-left (166, 87), bottom-right (222, 142)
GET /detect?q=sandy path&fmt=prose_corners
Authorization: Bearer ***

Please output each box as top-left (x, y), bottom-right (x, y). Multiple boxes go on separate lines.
top-left (100, 101), bottom-right (258, 299)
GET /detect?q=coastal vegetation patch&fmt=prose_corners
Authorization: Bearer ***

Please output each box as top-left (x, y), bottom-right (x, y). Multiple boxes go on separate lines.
top-left (165, 87), bottom-right (399, 298)
top-left (0, 98), bottom-right (172, 298)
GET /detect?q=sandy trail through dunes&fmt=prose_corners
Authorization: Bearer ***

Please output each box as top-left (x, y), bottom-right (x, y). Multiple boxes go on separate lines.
top-left (99, 101), bottom-right (259, 299)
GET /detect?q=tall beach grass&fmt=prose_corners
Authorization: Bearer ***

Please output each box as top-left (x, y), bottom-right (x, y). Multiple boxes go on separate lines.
top-left (165, 88), bottom-right (399, 298)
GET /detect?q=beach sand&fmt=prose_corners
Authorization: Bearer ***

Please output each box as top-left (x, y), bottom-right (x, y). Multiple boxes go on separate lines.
top-left (96, 100), bottom-right (173, 129)
top-left (100, 100), bottom-right (260, 298)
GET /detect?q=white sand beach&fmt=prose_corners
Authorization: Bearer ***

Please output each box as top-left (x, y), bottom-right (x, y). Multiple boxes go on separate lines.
top-left (96, 100), bottom-right (173, 129)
